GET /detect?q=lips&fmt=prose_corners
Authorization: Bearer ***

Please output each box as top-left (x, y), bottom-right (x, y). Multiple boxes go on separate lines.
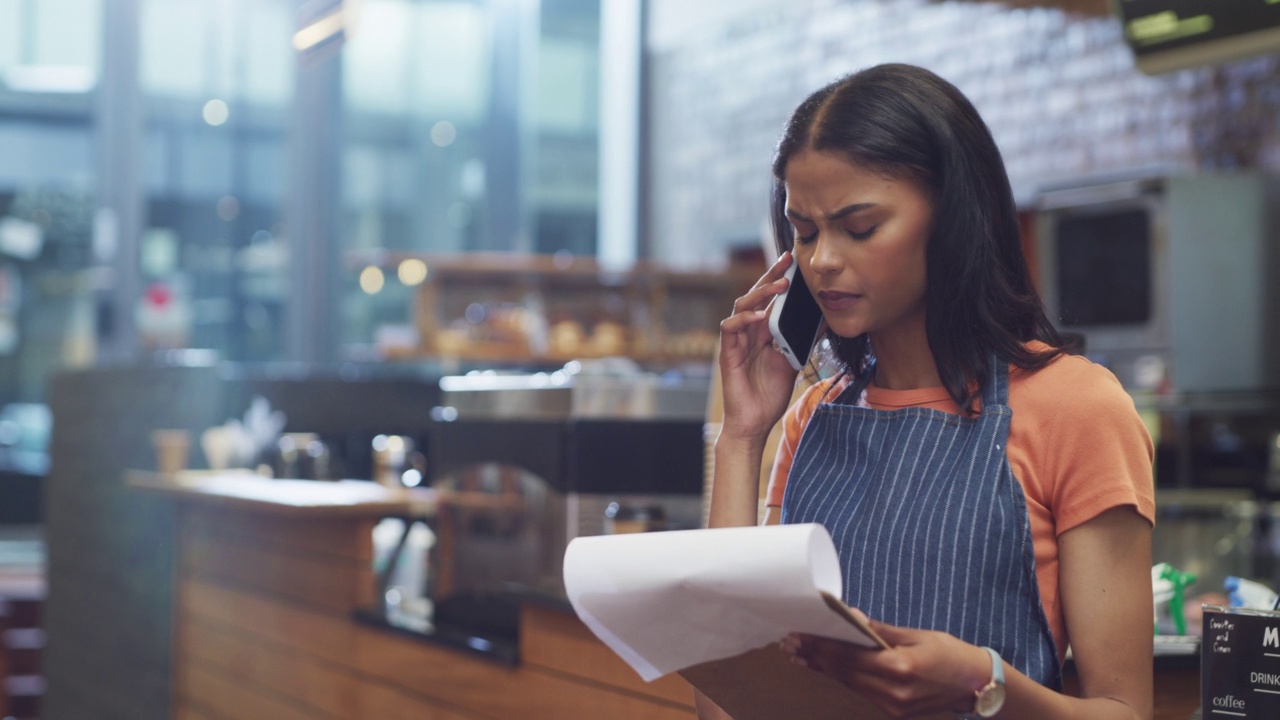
top-left (816, 290), bottom-right (862, 311)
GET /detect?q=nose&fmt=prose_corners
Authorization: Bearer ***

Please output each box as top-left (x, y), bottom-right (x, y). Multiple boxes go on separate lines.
top-left (806, 231), bottom-right (843, 276)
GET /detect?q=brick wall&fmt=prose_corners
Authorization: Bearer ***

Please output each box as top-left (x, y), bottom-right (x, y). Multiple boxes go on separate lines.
top-left (645, 0), bottom-right (1280, 268)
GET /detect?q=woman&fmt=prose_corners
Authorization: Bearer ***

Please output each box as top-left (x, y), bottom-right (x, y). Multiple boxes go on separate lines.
top-left (705, 64), bottom-right (1154, 719)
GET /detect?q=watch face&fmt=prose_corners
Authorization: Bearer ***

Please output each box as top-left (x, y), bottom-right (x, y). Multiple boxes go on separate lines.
top-left (976, 684), bottom-right (1007, 717)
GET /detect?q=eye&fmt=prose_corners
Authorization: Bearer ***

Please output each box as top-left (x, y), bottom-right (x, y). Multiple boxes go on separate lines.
top-left (846, 225), bottom-right (877, 240)
top-left (790, 222), bottom-right (818, 244)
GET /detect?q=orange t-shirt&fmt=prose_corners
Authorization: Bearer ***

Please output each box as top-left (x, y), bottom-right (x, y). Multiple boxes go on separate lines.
top-left (766, 348), bottom-right (1155, 658)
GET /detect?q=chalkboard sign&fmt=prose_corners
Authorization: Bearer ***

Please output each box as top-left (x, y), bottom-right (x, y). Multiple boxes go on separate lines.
top-left (1114, 0), bottom-right (1280, 74)
top-left (1202, 605), bottom-right (1280, 718)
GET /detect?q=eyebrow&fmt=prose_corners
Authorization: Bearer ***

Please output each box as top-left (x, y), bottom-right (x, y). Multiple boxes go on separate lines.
top-left (785, 203), bottom-right (878, 223)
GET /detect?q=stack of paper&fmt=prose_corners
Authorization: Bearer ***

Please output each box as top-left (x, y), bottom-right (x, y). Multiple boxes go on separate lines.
top-left (564, 523), bottom-right (884, 681)
top-left (562, 523), bottom-right (970, 720)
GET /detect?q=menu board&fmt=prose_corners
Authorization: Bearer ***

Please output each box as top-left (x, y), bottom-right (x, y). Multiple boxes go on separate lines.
top-left (1115, 0), bottom-right (1280, 73)
top-left (1202, 606), bottom-right (1280, 718)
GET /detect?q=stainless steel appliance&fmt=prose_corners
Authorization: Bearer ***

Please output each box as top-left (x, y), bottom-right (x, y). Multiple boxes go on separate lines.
top-left (1035, 173), bottom-right (1280, 393)
top-left (427, 366), bottom-right (709, 605)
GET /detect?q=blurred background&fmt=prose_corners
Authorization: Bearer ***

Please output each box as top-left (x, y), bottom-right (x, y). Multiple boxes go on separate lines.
top-left (0, 0), bottom-right (609, 379)
top-left (0, 1), bottom-right (1278, 717)
top-left (0, 0), bottom-right (1276, 402)
top-left (0, 0), bottom-right (1275, 399)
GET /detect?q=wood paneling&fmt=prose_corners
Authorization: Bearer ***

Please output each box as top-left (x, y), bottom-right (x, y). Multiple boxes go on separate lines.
top-left (358, 682), bottom-right (481, 720)
top-left (353, 622), bottom-right (696, 720)
top-left (184, 509), bottom-right (375, 562)
top-left (178, 575), bottom-right (697, 720)
top-left (180, 525), bottom-right (363, 614)
top-left (180, 579), bottom-right (356, 668)
top-left (520, 604), bottom-right (695, 708)
top-left (172, 491), bottom-right (695, 720)
top-left (179, 662), bottom-right (319, 720)
top-left (180, 621), bottom-right (360, 718)
top-left (177, 571), bottom-right (701, 717)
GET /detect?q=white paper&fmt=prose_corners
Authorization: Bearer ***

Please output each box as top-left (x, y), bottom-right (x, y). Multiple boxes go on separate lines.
top-left (563, 523), bottom-right (878, 682)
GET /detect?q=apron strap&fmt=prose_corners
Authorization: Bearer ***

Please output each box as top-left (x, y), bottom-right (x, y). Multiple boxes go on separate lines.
top-left (831, 360), bottom-right (876, 406)
top-left (832, 355), bottom-right (1009, 410)
top-left (983, 354), bottom-right (1010, 408)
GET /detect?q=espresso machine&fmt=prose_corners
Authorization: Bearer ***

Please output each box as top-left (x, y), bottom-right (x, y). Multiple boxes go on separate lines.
top-left (422, 364), bottom-right (708, 636)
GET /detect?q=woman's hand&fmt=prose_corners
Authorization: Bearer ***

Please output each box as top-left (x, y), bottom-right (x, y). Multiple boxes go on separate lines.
top-left (718, 252), bottom-right (805, 442)
top-left (780, 620), bottom-right (991, 719)
top-left (709, 252), bottom-right (810, 528)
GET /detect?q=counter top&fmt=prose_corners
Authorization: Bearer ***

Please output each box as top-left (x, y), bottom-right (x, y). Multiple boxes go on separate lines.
top-left (130, 471), bottom-right (1202, 693)
top-left (125, 470), bottom-right (439, 518)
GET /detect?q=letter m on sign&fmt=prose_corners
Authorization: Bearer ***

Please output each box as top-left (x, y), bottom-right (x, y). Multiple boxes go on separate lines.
top-left (1265, 627), bottom-right (1280, 648)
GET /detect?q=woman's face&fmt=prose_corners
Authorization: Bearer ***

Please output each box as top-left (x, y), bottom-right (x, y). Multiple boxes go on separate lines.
top-left (782, 149), bottom-right (933, 344)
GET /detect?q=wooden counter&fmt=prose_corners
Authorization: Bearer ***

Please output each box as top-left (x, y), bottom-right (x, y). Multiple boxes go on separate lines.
top-left (129, 471), bottom-right (697, 720)
top-left (126, 471), bottom-right (441, 518)
top-left (130, 472), bottom-right (1197, 720)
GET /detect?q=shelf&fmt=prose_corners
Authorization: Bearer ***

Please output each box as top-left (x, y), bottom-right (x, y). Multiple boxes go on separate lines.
top-left (353, 252), bottom-right (757, 365)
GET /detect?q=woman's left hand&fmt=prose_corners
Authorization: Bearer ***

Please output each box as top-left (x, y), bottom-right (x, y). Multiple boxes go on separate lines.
top-left (781, 620), bottom-right (991, 719)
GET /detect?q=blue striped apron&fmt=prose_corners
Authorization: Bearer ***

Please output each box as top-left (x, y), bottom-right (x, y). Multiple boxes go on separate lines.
top-left (781, 357), bottom-right (1062, 689)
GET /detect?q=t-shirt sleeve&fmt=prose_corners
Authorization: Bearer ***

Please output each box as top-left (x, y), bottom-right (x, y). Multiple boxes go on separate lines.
top-left (1045, 362), bottom-right (1156, 535)
top-left (764, 379), bottom-right (836, 507)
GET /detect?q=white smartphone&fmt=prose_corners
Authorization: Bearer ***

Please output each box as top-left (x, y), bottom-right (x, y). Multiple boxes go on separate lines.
top-left (767, 260), bottom-right (824, 372)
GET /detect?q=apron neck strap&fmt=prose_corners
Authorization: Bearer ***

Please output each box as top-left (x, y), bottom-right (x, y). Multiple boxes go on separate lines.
top-left (982, 354), bottom-right (1010, 408)
top-left (834, 355), bottom-right (1009, 409)
top-left (832, 360), bottom-right (876, 405)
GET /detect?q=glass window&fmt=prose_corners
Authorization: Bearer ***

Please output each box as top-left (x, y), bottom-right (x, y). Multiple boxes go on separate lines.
top-left (344, 0), bottom-right (416, 117)
top-left (0, 0), bottom-right (100, 90)
top-left (140, 2), bottom-right (211, 97)
top-left (532, 0), bottom-right (599, 257)
top-left (340, 0), bottom-right (601, 360)
top-left (341, 0), bottom-right (494, 356)
top-left (0, 0), bottom-right (101, 410)
top-left (141, 0), bottom-right (292, 103)
top-left (411, 2), bottom-right (492, 123)
top-left (241, 4), bottom-right (294, 106)
top-left (31, 0), bottom-right (102, 68)
top-left (139, 0), bottom-right (294, 361)
top-left (0, 0), bottom-right (22, 71)
top-left (3, 0), bottom-right (607, 377)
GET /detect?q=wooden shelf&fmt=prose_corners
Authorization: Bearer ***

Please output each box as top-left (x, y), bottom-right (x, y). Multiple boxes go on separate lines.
top-left (353, 252), bottom-right (756, 364)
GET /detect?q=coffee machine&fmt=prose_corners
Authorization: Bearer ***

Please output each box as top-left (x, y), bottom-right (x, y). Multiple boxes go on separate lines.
top-left (423, 366), bottom-right (707, 633)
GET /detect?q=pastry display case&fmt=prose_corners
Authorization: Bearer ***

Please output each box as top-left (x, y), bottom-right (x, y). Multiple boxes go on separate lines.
top-left (360, 253), bottom-right (756, 364)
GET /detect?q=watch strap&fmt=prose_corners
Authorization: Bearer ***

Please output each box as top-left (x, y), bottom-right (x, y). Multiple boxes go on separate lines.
top-left (958, 646), bottom-right (1005, 719)
top-left (984, 646), bottom-right (1004, 686)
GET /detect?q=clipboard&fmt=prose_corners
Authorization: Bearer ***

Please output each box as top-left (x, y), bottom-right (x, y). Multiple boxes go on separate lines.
top-left (679, 592), bottom-right (952, 720)
top-left (563, 524), bottom-right (958, 718)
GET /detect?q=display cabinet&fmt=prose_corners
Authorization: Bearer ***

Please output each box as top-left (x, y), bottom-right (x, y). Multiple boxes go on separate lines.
top-left (362, 253), bottom-right (757, 364)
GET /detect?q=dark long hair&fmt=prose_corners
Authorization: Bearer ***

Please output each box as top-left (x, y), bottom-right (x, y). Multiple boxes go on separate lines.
top-left (771, 63), bottom-right (1069, 413)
